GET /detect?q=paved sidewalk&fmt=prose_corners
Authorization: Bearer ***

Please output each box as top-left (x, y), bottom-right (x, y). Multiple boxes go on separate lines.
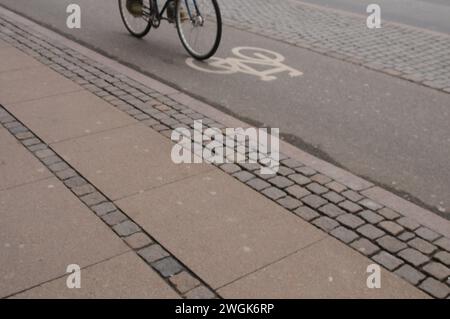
top-left (0, 11), bottom-right (449, 299)
top-left (0, 128), bottom-right (178, 298)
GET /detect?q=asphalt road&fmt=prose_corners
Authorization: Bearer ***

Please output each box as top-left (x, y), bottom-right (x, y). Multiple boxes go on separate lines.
top-left (298, 0), bottom-right (450, 34)
top-left (1, 0), bottom-right (449, 218)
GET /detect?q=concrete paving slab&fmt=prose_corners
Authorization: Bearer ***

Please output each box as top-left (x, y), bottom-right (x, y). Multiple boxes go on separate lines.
top-left (0, 47), bottom-right (41, 73)
top-left (12, 252), bottom-right (179, 299)
top-left (0, 127), bottom-right (51, 190)
top-left (0, 177), bottom-right (129, 298)
top-left (218, 237), bottom-right (428, 299)
top-left (52, 123), bottom-right (213, 200)
top-left (7, 90), bottom-right (137, 144)
top-left (116, 170), bottom-right (326, 289)
top-left (0, 66), bottom-right (81, 104)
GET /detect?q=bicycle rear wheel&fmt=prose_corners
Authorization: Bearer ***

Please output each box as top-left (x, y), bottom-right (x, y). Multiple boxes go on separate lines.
top-left (176, 0), bottom-right (222, 60)
top-left (118, 0), bottom-right (153, 38)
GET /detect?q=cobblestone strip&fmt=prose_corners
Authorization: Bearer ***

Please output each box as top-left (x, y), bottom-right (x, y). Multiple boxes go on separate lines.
top-left (0, 13), bottom-right (449, 298)
top-left (218, 0), bottom-right (450, 94)
top-left (0, 106), bottom-right (217, 299)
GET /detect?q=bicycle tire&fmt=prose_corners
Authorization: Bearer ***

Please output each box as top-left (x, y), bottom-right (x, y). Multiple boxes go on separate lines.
top-left (118, 0), bottom-right (152, 38)
top-left (176, 0), bottom-right (222, 60)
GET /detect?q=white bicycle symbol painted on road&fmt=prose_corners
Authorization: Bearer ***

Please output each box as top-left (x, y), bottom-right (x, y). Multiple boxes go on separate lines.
top-left (186, 47), bottom-right (303, 81)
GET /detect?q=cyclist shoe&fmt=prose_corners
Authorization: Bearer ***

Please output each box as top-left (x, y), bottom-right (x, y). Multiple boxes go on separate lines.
top-left (167, 1), bottom-right (189, 23)
top-left (126, 0), bottom-right (144, 17)
top-left (180, 8), bottom-right (189, 22)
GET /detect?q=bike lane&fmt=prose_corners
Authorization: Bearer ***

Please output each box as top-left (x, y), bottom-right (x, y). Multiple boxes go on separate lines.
top-left (1, 0), bottom-right (449, 218)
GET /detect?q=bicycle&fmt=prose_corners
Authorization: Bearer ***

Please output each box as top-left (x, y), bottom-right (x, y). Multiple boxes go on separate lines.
top-left (118, 0), bottom-right (222, 60)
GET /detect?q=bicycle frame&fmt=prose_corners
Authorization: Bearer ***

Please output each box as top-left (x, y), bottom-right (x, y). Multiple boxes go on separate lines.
top-left (152, 0), bottom-right (200, 25)
top-left (119, 0), bottom-right (221, 59)
top-left (152, 0), bottom-right (169, 22)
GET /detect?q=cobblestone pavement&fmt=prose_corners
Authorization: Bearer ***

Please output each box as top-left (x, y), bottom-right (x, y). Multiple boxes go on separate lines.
top-left (219, 0), bottom-right (450, 93)
top-left (0, 11), bottom-right (449, 298)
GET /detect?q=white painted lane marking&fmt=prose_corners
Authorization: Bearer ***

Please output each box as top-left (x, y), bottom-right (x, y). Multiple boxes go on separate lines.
top-left (186, 47), bottom-right (303, 81)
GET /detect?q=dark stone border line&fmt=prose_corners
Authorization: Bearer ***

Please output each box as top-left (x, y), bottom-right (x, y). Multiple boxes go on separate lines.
top-left (0, 13), bottom-right (449, 298)
top-left (0, 107), bottom-right (218, 299)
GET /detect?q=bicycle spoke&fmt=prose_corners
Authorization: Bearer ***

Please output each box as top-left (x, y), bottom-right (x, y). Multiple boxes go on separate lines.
top-left (119, 0), bottom-right (152, 37)
top-left (176, 0), bottom-right (222, 59)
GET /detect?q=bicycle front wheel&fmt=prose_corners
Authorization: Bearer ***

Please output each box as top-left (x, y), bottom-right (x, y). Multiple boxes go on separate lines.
top-left (118, 0), bottom-right (152, 38)
top-left (176, 0), bottom-right (222, 60)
